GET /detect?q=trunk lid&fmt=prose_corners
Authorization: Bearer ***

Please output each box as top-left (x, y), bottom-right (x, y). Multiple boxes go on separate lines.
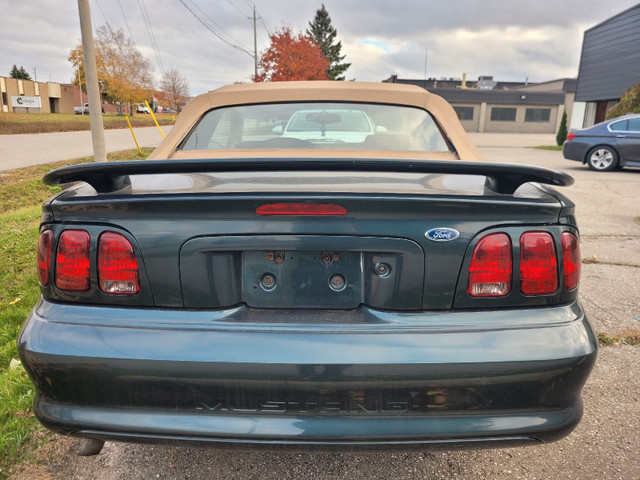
top-left (43, 164), bottom-right (570, 311)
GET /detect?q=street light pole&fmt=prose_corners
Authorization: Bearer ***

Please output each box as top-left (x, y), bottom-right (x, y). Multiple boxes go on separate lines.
top-left (77, 0), bottom-right (106, 162)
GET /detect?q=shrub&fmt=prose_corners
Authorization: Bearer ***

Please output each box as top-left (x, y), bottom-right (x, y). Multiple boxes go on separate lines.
top-left (606, 82), bottom-right (640, 119)
top-left (556, 110), bottom-right (568, 146)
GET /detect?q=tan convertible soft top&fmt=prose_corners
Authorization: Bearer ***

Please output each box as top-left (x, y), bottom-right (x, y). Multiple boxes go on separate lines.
top-left (149, 81), bottom-right (483, 161)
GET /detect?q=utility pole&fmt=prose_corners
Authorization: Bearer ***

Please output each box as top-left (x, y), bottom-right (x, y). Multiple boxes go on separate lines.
top-left (423, 48), bottom-right (428, 90)
top-left (77, 0), bottom-right (106, 162)
top-left (253, 6), bottom-right (258, 79)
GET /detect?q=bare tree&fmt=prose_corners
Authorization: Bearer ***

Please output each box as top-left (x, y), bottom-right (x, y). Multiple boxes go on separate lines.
top-left (159, 69), bottom-right (190, 112)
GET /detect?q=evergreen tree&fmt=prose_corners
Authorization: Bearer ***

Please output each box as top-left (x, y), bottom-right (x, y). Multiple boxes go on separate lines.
top-left (10, 64), bottom-right (32, 80)
top-left (556, 110), bottom-right (568, 146)
top-left (307, 4), bottom-right (350, 80)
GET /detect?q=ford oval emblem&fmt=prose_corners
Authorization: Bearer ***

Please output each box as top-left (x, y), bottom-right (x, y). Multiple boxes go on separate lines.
top-left (425, 227), bottom-right (460, 242)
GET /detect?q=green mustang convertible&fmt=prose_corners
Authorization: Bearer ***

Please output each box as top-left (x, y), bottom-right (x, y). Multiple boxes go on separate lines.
top-left (18, 81), bottom-right (596, 453)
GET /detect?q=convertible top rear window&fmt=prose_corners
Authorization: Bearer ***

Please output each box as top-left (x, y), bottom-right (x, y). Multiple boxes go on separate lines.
top-left (180, 102), bottom-right (451, 152)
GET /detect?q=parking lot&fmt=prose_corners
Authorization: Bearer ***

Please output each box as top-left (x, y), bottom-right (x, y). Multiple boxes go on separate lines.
top-left (18, 134), bottom-right (640, 480)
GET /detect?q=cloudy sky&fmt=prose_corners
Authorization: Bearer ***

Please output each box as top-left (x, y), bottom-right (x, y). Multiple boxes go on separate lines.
top-left (1, 0), bottom-right (638, 96)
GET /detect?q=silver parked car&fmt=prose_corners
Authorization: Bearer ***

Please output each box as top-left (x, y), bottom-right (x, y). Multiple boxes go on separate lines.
top-left (562, 114), bottom-right (640, 171)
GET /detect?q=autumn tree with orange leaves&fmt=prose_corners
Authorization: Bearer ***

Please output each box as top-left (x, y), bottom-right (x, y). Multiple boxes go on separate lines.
top-left (254, 27), bottom-right (329, 82)
top-left (69, 26), bottom-right (153, 115)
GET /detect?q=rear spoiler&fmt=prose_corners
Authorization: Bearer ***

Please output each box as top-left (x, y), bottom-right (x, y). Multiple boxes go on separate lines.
top-left (43, 158), bottom-right (574, 195)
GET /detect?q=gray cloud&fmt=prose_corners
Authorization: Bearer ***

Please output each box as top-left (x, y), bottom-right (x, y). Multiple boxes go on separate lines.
top-left (0, 0), bottom-right (637, 95)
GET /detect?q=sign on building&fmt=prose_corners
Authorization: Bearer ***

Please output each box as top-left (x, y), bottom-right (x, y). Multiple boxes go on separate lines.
top-left (11, 96), bottom-right (42, 108)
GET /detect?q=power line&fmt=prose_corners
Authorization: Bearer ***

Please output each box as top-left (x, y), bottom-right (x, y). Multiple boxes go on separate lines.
top-left (256, 31), bottom-right (266, 48)
top-left (177, 0), bottom-right (254, 58)
top-left (87, 0), bottom-right (99, 34)
top-left (251, 4), bottom-right (271, 37)
top-left (259, 16), bottom-right (271, 37)
top-left (187, 0), bottom-right (248, 49)
top-left (242, 1), bottom-right (270, 37)
top-left (138, 0), bottom-right (166, 75)
top-left (92, 0), bottom-right (109, 25)
top-left (237, 0), bottom-right (268, 69)
top-left (117, 0), bottom-right (136, 44)
top-left (227, 0), bottom-right (250, 18)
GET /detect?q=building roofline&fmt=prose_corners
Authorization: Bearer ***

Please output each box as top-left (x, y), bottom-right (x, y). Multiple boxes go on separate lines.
top-left (585, 3), bottom-right (640, 33)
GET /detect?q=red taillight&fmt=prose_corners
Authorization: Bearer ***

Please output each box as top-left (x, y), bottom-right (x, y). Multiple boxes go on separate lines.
top-left (37, 230), bottom-right (53, 286)
top-left (55, 230), bottom-right (91, 292)
top-left (520, 232), bottom-right (558, 295)
top-left (98, 232), bottom-right (140, 295)
top-left (566, 133), bottom-right (575, 141)
top-left (468, 233), bottom-right (512, 297)
top-left (561, 232), bottom-right (581, 290)
top-left (255, 203), bottom-right (347, 215)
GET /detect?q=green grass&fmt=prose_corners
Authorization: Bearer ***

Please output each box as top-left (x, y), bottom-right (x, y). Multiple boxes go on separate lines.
top-left (0, 112), bottom-right (175, 135)
top-left (0, 148), bottom-right (151, 477)
top-left (530, 145), bottom-right (563, 151)
top-left (0, 206), bottom-right (45, 477)
top-left (598, 331), bottom-right (640, 346)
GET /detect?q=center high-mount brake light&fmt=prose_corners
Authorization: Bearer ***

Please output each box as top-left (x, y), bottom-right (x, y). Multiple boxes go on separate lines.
top-left (255, 203), bottom-right (347, 216)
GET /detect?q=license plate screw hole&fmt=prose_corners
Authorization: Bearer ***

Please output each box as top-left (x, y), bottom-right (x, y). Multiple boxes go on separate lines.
top-left (375, 263), bottom-right (391, 278)
top-left (260, 273), bottom-right (277, 291)
top-left (329, 274), bottom-right (347, 292)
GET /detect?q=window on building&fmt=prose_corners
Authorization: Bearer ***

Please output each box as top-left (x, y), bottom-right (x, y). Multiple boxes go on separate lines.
top-left (454, 106), bottom-right (474, 121)
top-left (490, 107), bottom-right (516, 122)
top-left (1, 92), bottom-right (6, 106)
top-left (525, 108), bottom-right (551, 123)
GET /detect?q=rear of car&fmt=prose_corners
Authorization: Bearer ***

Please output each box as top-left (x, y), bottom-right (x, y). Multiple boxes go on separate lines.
top-left (18, 82), bottom-right (596, 450)
top-left (563, 114), bottom-right (640, 171)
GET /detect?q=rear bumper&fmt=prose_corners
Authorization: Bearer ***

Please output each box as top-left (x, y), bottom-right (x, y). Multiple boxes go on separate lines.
top-left (562, 141), bottom-right (589, 162)
top-left (18, 299), bottom-right (597, 449)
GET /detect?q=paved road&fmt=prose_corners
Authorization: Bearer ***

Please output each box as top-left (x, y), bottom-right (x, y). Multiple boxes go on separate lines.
top-left (468, 132), bottom-right (556, 148)
top-left (0, 126), bottom-right (170, 171)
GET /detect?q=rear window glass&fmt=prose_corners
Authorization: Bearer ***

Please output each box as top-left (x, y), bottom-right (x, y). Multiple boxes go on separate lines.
top-left (627, 118), bottom-right (640, 132)
top-left (180, 102), bottom-right (451, 152)
top-left (609, 120), bottom-right (627, 131)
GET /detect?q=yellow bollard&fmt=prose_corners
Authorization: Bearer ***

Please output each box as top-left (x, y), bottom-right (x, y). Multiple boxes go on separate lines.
top-left (145, 100), bottom-right (165, 139)
top-left (125, 115), bottom-right (142, 154)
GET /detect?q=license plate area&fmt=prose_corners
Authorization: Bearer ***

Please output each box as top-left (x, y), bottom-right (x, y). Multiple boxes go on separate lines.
top-left (180, 235), bottom-right (424, 310)
top-left (242, 251), bottom-right (363, 308)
